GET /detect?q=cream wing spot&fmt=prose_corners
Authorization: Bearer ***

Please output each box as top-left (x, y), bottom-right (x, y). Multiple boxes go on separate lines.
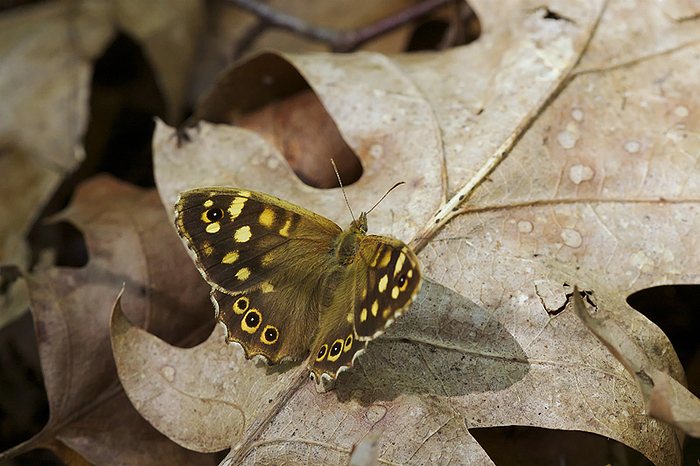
top-left (261, 252), bottom-right (274, 266)
top-left (234, 226), bottom-right (252, 242)
top-left (222, 251), bottom-right (239, 264)
top-left (200, 241), bottom-right (213, 256)
top-left (379, 251), bottom-right (392, 268)
top-left (407, 269), bottom-right (413, 278)
top-left (360, 308), bottom-right (367, 322)
top-left (391, 286), bottom-right (399, 299)
top-left (371, 300), bottom-right (379, 317)
top-left (260, 282), bottom-right (274, 293)
top-left (378, 275), bottom-right (388, 293)
top-left (394, 253), bottom-right (406, 277)
top-left (206, 222), bottom-right (221, 234)
top-left (228, 197), bottom-right (247, 220)
top-left (236, 267), bottom-right (251, 281)
top-left (203, 199), bottom-right (213, 208)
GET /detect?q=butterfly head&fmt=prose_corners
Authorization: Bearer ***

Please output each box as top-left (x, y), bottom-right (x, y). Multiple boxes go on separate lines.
top-left (350, 212), bottom-right (368, 235)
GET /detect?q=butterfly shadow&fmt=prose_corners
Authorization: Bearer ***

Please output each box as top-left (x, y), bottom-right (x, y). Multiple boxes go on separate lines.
top-left (334, 278), bottom-right (530, 405)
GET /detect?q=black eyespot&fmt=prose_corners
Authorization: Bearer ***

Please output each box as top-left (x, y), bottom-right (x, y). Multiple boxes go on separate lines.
top-left (207, 208), bottom-right (224, 221)
top-left (398, 274), bottom-right (407, 287)
top-left (330, 341), bottom-right (343, 357)
top-left (235, 297), bottom-right (248, 311)
top-left (344, 335), bottom-right (353, 349)
top-left (264, 327), bottom-right (278, 343)
top-left (317, 345), bottom-right (327, 359)
top-left (245, 312), bottom-right (260, 327)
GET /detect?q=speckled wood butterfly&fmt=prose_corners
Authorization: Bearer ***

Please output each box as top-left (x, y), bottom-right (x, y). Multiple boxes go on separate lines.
top-left (175, 186), bottom-right (421, 390)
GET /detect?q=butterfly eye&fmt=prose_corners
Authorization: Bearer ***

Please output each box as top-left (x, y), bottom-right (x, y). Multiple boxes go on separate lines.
top-left (206, 208), bottom-right (224, 222)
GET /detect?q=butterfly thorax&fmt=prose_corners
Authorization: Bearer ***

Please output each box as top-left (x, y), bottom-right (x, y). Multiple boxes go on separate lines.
top-left (333, 212), bottom-right (368, 265)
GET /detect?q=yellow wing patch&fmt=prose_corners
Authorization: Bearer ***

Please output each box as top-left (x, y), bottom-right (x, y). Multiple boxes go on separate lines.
top-left (228, 197), bottom-right (247, 220)
top-left (234, 226), bottom-right (252, 242)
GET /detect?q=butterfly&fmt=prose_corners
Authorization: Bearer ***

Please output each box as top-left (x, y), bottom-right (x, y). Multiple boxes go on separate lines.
top-left (175, 187), bottom-right (421, 390)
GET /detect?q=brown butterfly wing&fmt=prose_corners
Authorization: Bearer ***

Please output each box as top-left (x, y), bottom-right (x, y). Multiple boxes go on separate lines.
top-left (309, 236), bottom-right (421, 390)
top-left (308, 267), bottom-right (367, 389)
top-left (175, 188), bottom-right (341, 293)
top-left (213, 287), bottom-right (316, 363)
top-left (352, 236), bottom-right (422, 339)
top-left (176, 188), bottom-right (342, 363)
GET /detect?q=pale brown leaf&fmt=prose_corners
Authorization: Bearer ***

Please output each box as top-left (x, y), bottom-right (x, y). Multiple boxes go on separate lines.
top-left (111, 291), bottom-right (306, 453)
top-left (0, 0), bottom-right (204, 328)
top-left (0, 176), bottom-right (217, 465)
top-left (126, 1), bottom-right (700, 465)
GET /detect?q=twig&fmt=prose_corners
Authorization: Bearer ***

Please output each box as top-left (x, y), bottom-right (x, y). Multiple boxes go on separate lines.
top-left (226, 0), bottom-right (453, 52)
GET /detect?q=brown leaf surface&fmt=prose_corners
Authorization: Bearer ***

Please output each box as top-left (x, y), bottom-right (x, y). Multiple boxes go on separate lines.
top-left (111, 292), bottom-right (307, 453)
top-left (120, 0), bottom-right (700, 465)
top-left (0, 0), bottom-right (204, 328)
top-left (0, 176), bottom-right (218, 465)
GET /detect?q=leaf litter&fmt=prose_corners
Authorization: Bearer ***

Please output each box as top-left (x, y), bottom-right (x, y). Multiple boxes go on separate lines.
top-left (3, 0), bottom-right (700, 465)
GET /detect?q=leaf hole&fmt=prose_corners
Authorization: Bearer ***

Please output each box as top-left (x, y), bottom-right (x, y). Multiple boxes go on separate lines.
top-left (196, 54), bottom-right (362, 189)
top-left (472, 426), bottom-right (654, 465)
top-left (405, 2), bottom-right (481, 52)
top-left (627, 285), bottom-right (700, 374)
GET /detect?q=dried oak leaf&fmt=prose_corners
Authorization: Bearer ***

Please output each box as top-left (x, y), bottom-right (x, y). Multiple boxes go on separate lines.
top-left (0, 175), bottom-right (218, 465)
top-left (0, 0), bottom-right (204, 327)
top-left (117, 1), bottom-right (698, 465)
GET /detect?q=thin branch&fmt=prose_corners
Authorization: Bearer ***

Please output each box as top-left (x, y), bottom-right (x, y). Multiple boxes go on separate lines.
top-left (231, 20), bottom-right (269, 61)
top-left (226, 0), bottom-right (453, 52)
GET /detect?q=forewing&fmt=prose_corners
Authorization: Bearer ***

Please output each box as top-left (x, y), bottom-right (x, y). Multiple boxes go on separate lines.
top-left (175, 187), bottom-right (342, 293)
top-left (353, 236), bottom-right (422, 339)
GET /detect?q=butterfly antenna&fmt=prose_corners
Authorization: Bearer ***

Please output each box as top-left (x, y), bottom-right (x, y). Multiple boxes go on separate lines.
top-left (367, 181), bottom-right (405, 215)
top-left (331, 159), bottom-right (356, 222)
